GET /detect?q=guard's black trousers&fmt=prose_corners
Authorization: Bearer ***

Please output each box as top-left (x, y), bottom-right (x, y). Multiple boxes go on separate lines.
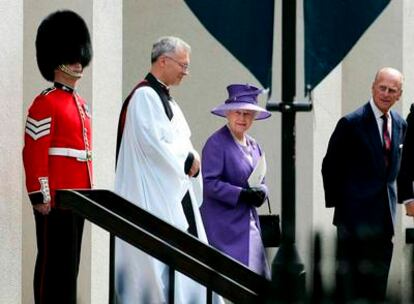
top-left (34, 208), bottom-right (84, 304)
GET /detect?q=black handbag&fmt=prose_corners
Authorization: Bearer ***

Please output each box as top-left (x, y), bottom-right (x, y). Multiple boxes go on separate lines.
top-left (259, 198), bottom-right (281, 247)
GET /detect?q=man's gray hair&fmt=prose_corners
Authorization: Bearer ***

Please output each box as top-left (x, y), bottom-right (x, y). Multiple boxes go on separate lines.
top-left (151, 36), bottom-right (191, 63)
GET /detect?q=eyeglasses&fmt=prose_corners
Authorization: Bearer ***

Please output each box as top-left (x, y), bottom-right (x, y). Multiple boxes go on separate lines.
top-left (164, 55), bottom-right (190, 72)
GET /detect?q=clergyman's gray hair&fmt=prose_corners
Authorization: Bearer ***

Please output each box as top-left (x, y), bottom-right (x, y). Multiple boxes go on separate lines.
top-left (151, 36), bottom-right (191, 63)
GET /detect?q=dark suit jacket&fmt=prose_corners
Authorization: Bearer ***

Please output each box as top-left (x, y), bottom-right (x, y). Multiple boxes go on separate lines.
top-left (322, 102), bottom-right (406, 238)
top-left (398, 104), bottom-right (414, 202)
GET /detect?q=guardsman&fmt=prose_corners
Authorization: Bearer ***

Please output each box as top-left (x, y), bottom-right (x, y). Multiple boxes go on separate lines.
top-left (22, 10), bottom-right (92, 304)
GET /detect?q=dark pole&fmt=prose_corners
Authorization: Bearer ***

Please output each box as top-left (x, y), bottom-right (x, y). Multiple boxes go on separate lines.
top-left (281, 0), bottom-right (297, 246)
top-left (267, 0), bottom-right (309, 302)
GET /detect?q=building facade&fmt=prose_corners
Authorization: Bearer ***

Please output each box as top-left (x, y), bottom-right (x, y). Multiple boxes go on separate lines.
top-left (1, 1), bottom-right (413, 303)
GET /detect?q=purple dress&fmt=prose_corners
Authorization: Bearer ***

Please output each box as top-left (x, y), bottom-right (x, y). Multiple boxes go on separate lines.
top-left (200, 125), bottom-right (270, 277)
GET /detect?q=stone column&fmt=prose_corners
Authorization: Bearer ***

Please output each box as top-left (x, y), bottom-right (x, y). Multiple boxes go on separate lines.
top-left (87, 1), bottom-right (123, 303)
top-left (311, 66), bottom-right (343, 293)
top-left (0, 1), bottom-right (23, 303)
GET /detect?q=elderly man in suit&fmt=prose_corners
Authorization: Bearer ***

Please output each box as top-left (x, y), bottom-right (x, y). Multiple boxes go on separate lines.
top-left (322, 67), bottom-right (406, 303)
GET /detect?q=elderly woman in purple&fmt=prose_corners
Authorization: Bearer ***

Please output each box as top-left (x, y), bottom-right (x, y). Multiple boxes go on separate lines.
top-left (200, 83), bottom-right (271, 278)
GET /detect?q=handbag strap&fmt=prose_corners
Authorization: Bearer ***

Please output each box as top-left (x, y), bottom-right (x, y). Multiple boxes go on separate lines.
top-left (266, 197), bottom-right (272, 214)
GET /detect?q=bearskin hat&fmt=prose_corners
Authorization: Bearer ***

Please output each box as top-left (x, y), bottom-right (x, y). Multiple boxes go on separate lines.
top-left (35, 10), bottom-right (93, 82)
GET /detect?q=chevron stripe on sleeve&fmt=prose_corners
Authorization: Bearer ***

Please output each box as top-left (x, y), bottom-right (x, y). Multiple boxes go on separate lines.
top-left (25, 116), bottom-right (52, 140)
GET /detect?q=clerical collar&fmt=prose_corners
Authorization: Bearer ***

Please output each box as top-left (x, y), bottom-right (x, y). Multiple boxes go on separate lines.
top-left (145, 73), bottom-right (170, 99)
top-left (157, 79), bottom-right (170, 91)
top-left (54, 82), bottom-right (75, 93)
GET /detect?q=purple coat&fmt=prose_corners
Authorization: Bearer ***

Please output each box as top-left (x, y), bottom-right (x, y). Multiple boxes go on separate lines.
top-left (200, 126), bottom-right (268, 266)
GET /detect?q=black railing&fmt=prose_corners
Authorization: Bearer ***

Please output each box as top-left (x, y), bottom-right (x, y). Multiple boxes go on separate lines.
top-left (56, 189), bottom-right (271, 304)
top-left (56, 189), bottom-right (414, 303)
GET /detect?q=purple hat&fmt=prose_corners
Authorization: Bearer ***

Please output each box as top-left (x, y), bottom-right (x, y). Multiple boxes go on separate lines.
top-left (211, 84), bottom-right (271, 120)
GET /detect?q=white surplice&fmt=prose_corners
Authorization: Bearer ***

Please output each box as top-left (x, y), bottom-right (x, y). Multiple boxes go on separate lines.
top-left (114, 86), bottom-right (211, 304)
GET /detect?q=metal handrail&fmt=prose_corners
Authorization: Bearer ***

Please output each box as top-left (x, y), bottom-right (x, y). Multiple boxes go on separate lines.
top-left (56, 189), bottom-right (271, 303)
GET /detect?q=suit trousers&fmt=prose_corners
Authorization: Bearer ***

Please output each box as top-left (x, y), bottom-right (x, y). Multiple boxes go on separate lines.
top-left (335, 226), bottom-right (393, 304)
top-left (34, 208), bottom-right (84, 304)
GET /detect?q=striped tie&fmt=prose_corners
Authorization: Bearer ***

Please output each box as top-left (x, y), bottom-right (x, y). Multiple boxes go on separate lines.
top-left (381, 114), bottom-right (391, 168)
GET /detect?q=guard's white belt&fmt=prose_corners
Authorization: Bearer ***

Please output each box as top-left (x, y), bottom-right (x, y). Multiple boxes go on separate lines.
top-left (48, 147), bottom-right (91, 161)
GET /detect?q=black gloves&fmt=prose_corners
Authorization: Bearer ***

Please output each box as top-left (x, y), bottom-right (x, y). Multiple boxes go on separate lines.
top-left (239, 188), bottom-right (266, 207)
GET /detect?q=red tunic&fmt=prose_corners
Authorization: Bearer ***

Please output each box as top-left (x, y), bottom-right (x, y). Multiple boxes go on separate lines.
top-left (23, 84), bottom-right (92, 207)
